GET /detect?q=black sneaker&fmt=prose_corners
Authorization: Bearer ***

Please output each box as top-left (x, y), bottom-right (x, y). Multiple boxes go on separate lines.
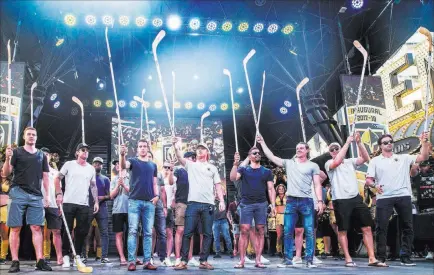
top-left (8, 261), bottom-right (20, 273)
top-left (0, 258), bottom-right (6, 265)
top-left (101, 258), bottom-right (111, 264)
top-left (82, 257), bottom-right (88, 264)
top-left (213, 253), bottom-right (221, 259)
top-left (95, 257), bottom-right (101, 261)
top-left (400, 257), bottom-right (416, 266)
top-left (306, 261), bottom-right (317, 268)
top-left (36, 259), bottom-right (52, 271)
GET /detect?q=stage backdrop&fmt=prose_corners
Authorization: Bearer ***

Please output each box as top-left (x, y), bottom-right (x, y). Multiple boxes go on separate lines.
top-left (111, 117), bottom-right (226, 185)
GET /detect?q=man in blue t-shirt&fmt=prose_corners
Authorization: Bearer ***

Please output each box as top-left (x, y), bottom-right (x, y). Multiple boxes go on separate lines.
top-left (230, 147), bottom-right (276, 268)
top-left (120, 139), bottom-right (159, 271)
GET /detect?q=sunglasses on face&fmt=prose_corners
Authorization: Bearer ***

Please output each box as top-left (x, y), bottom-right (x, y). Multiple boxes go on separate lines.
top-left (381, 140), bottom-right (393, 145)
top-left (329, 147), bottom-right (340, 153)
top-left (80, 148), bottom-right (89, 152)
top-left (251, 152), bottom-right (261, 156)
top-left (163, 166), bottom-right (172, 170)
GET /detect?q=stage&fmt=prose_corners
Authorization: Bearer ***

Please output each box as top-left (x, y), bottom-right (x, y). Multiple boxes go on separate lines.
top-left (1, 256), bottom-right (432, 275)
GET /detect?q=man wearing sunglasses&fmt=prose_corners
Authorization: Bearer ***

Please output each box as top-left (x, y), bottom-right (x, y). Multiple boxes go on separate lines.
top-left (366, 132), bottom-right (430, 266)
top-left (54, 143), bottom-right (98, 269)
top-left (325, 133), bottom-right (384, 267)
top-left (230, 148), bottom-right (276, 269)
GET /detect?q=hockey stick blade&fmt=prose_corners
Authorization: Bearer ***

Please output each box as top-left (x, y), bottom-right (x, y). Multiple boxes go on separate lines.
top-left (152, 30), bottom-right (166, 51)
top-left (353, 40), bottom-right (368, 57)
top-left (223, 68), bottom-right (230, 76)
top-left (201, 111), bottom-right (211, 120)
top-left (243, 49), bottom-right (256, 65)
top-left (31, 82), bottom-right (37, 92)
top-left (296, 78), bottom-right (310, 93)
top-left (133, 96), bottom-right (145, 104)
top-left (418, 27), bottom-right (433, 52)
top-left (72, 96), bottom-right (83, 109)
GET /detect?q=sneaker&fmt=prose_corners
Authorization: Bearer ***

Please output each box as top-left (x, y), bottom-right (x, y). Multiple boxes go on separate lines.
top-left (44, 258), bottom-right (51, 265)
top-left (8, 260), bottom-right (20, 273)
top-left (277, 258), bottom-right (294, 268)
top-left (306, 261), bottom-right (317, 268)
top-left (0, 258), bottom-right (6, 265)
top-left (426, 252), bottom-right (433, 260)
top-left (213, 253), bottom-right (222, 259)
top-left (153, 253), bottom-right (158, 257)
top-left (36, 259), bottom-right (52, 271)
top-left (101, 258), bottom-right (111, 264)
top-left (150, 258), bottom-right (154, 265)
top-left (73, 255), bottom-right (85, 267)
top-left (188, 257), bottom-right (200, 267)
top-left (62, 255), bottom-right (71, 268)
top-left (81, 257), bottom-right (88, 264)
top-left (170, 253), bottom-right (175, 257)
top-left (127, 262), bottom-right (136, 271)
top-left (95, 257), bottom-right (101, 261)
top-left (174, 258), bottom-right (181, 266)
top-left (244, 256), bottom-right (255, 264)
top-left (260, 255), bottom-right (270, 265)
top-left (313, 256), bottom-right (323, 265)
top-left (292, 256), bottom-right (302, 264)
top-left (162, 258), bottom-right (174, 267)
top-left (400, 256), bottom-right (416, 266)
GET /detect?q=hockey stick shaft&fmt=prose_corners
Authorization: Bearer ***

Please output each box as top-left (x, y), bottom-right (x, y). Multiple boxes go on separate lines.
top-left (140, 89), bottom-right (145, 138)
top-left (296, 78), bottom-right (309, 143)
top-left (254, 71), bottom-right (266, 147)
top-left (351, 40), bottom-right (368, 136)
top-left (418, 27), bottom-right (433, 133)
top-left (30, 82), bottom-right (37, 128)
top-left (243, 49), bottom-right (260, 145)
top-left (7, 40), bottom-right (12, 145)
top-left (224, 69), bottom-right (239, 152)
top-left (172, 71), bottom-right (175, 134)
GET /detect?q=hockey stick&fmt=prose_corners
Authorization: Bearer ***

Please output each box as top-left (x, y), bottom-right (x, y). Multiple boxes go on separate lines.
top-left (30, 82), bottom-right (37, 127)
top-left (140, 89), bottom-right (145, 139)
top-left (59, 204), bottom-right (93, 273)
top-left (351, 40), bottom-right (368, 136)
top-left (296, 77), bottom-right (309, 143)
top-left (200, 111), bottom-right (211, 143)
top-left (418, 27), bottom-right (433, 135)
top-left (223, 69), bottom-right (239, 152)
top-left (172, 71), bottom-right (176, 134)
top-left (152, 30), bottom-right (174, 136)
top-left (133, 95), bottom-right (151, 142)
top-left (7, 40), bottom-right (12, 145)
top-left (255, 71), bottom-right (266, 146)
top-left (243, 49), bottom-right (260, 142)
top-left (72, 96), bottom-right (85, 144)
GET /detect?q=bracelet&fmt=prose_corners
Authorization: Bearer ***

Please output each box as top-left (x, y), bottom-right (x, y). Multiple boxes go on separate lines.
top-left (56, 192), bottom-right (63, 197)
top-left (317, 200), bottom-right (324, 203)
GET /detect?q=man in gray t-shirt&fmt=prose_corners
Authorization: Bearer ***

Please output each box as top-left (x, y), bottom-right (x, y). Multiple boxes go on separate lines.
top-left (325, 134), bottom-right (383, 267)
top-left (257, 135), bottom-right (323, 268)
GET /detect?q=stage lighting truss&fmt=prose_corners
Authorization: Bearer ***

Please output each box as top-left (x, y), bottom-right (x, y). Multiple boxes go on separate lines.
top-left (267, 23), bottom-right (279, 34)
top-left (220, 103), bottom-right (229, 111)
top-left (93, 99), bottom-right (102, 108)
top-left (54, 101), bottom-right (60, 109)
top-left (64, 14), bottom-right (77, 26)
top-left (71, 106), bottom-right (79, 116)
top-left (185, 102), bottom-right (193, 110)
top-left (282, 24), bottom-right (294, 35)
top-left (206, 21), bottom-right (217, 32)
top-left (152, 18), bottom-right (163, 28)
top-left (197, 102), bottom-right (205, 110)
top-left (154, 101), bottom-right (163, 108)
top-left (238, 22), bottom-right (249, 32)
top-left (135, 16), bottom-right (146, 27)
top-left (118, 100), bottom-right (126, 108)
top-left (280, 107), bottom-right (288, 114)
top-left (119, 16), bottom-right (130, 26)
top-left (222, 21), bottom-right (233, 32)
top-left (102, 15), bottom-right (114, 26)
top-left (105, 100), bottom-right (114, 108)
top-left (189, 18), bottom-right (201, 30)
top-left (352, 0), bottom-right (364, 9)
top-left (85, 15), bottom-right (97, 26)
top-left (253, 23), bottom-right (264, 33)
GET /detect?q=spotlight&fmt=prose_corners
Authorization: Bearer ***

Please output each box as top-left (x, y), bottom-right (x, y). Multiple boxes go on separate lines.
top-left (64, 14), bottom-right (76, 26)
top-left (50, 93), bottom-right (57, 101)
top-left (174, 101), bottom-right (181, 109)
top-left (105, 100), bottom-right (114, 108)
top-left (185, 102), bottom-right (193, 110)
top-left (280, 107), bottom-right (288, 114)
top-left (102, 15), bottom-right (114, 26)
top-left (222, 21), bottom-right (233, 32)
top-left (53, 101), bottom-right (60, 109)
top-left (282, 24), bottom-right (294, 35)
top-left (206, 21), bottom-right (217, 32)
top-left (167, 15), bottom-right (181, 30)
top-left (144, 101), bottom-right (151, 108)
top-left (71, 106), bottom-right (78, 116)
top-left (209, 104), bottom-right (217, 111)
top-left (352, 0), bottom-right (364, 9)
top-left (267, 23), bottom-right (279, 34)
top-left (148, 75), bottom-right (152, 80)
top-left (130, 100), bottom-right (138, 108)
top-left (236, 87), bottom-right (244, 94)
top-left (154, 101), bottom-right (163, 108)
top-left (238, 22), bottom-right (249, 32)
top-left (221, 103), bottom-right (229, 111)
top-left (234, 103), bottom-right (240, 110)
top-left (93, 99), bottom-right (102, 108)
top-left (189, 18), bottom-right (201, 30)
top-left (253, 23), bottom-right (264, 33)
top-left (197, 102), bottom-right (205, 110)
top-left (152, 18), bottom-right (163, 27)
top-left (284, 100), bottom-right (292, 107)
top-left (135, 16), bottom-right (146, 27)
top-left (85, 15), bottom-right (97, 26)
top-left (193, 74), bottom-right (199, 80)
top-left (96, 78), bottom-right (106, 91)
top-left (55, 37), bottom-right (65, 47)
top-left (118, 100), bottom-right (126, 108)
top-left (119, 16), bottom-right (130, 26)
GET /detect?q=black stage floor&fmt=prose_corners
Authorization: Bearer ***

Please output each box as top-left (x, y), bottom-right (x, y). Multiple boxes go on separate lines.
top-left (1, 256), bottom-right (433, 275)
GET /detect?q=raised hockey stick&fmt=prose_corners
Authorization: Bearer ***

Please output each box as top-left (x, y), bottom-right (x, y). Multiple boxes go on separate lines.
top-left (7, 40), bottom-right (12, 145)
top-left (223, 68), bottom-right (239, 152)
top-left (351, 40), bottom-right (368, 136)
top-left (172, 71), bottom-right (176, 134)
top-left (418, 27), bottom-right (433, 134)
top-left (200, 111), bottom-right (211, 143)
top-left (296, 77), bottom-right (310, 143)
top-left (133, 95), bottom-right (151, 142)
top-left (72, 96), bottom-right (85, 144)
top-left (243, 49), bottom-right (260, 144)
top-left (255, 71), bottom-right (266, 146)
top-left (30, 82), bottom-right (37, 127)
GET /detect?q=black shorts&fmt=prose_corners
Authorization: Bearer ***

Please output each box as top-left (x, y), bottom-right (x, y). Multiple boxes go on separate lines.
top-left (166, 208), bottom-right (175, 228)
top-left (112, 213), bottom-right (128, 233)
top-left (295, 211), bottom-right (318, 229)
top-left (333, 194), bottom-right (373, 231)
top-left (45, 207), bottom-right (62, 230)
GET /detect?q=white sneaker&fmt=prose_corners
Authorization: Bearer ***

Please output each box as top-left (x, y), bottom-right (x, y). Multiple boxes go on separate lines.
top-left (153, 253), bottom-right (158, 257)
top-left (150, 258), bottom-right (154, 265)
top-left (62, 255), bottom-right (71, 268)
top-left (244, 256), bottom-right (255, 264)
top-left (170, 253), bottom-right (175, 257)
top-left (73, 255), bottom-right (85, 267)
top-left (313, 256), bottom-right (322, 265)
top-left (292, 256), bottom-right (302, 264)
top-left (188, 257), bottom-right (200, 267)
top-left (175, 258), bottom-right (181, 266)
top-left (260, 255), bottom-right (270, 265)
top-left (426, 252), bottom-right (433, 260)
top-left (162, 257), bottom-right (174, 267)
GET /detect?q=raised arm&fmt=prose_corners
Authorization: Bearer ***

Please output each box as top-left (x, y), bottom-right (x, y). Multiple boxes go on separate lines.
top-left (256, 135), bottom-right (283, 167)
top-left (110, 177), bottom-right (120, 199)
top-left (416, 132), bottom-right (431, 163)
top-left (119, 144), bottom-right (131, 170)
top-left (2, 146), bottom-right (14, 178)
top-left (230, 152), bottom-right (242, 181)
top-left (329, 136), bottom-right (353, 170)
top-left (355, 133), bottom-right (370, 165)
top-left (172, 137), bottom-right (187, 166)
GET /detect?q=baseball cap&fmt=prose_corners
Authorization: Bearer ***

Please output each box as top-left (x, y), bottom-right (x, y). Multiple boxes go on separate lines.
top-left (328, 142), bottom-right (341, 149)
top-left (197, 143), bottom-right (210, 152)
top-left (40, 147), bottom-right (50, 153)
top-left (76, 143), bottom-right (90, 151)
top-left (184, 152), bottom-right (196, 158)
top-left (92, 157), bottom-right (103, 164)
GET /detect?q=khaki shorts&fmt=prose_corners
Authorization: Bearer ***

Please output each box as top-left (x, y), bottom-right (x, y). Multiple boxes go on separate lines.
top-left (0, 205), bottom-right (7, 223)
top-left (175, 202), bottom-right (187, 226)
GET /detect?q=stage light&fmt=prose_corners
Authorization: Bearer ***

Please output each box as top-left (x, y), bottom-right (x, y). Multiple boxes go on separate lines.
top-left (189, 18), bottom-right (201, 30)
top-left (106, 100), bottom-right (114, 108)
top-left (152, 18), bottom-right (163, 27)
top-left (154, 101), bottom-right (163, 108)
top-left (206, 21), bottom-right (217, 32)
top-left (85, 15), bottom-right (97, 26)
top-left (280, 107), bottom-right (288, 114)
top-left (289, 49), bottom-right (297, 56)
top-left (222, 21), bottom-right (233, 32)
top-left (220, 103), bottom-right (228, 111)
top-left (55, 37), bottom-right (65, 47)
top-left (135, 16), bottom-right (146, 27)
top-left (119, 16), bottom-right (130, 26)
top-left (253, 23), bottom-right (264, 33)
top-left (267, 23), bottom-right (279, 34)
top-left (148, 75), bottom-right (152, 80)
top-left (93, 99), bottom-right (102, 108)
top-left (185, 102), bottom-right (193, 110)
top-left (284, 100), bottom-right (292, 107)
top-left (282, 24), bottom-right (294, 35)
top-left (174, 101), bottom-right (181, 109)
top-left (102, 15), bottom-right (114, 26)
top-left (53, 101), bottom-right (60, 109)
top-left (209, 104), bottom-right (217, 111)
top-left (238, 22), bottom-right (249, 32)
top-left (118, 100), bottom-right (126, 108)
top-left (193, 74), bottom-right (199, 80)
top-left (234, 103), bottom-right (240, 110)
top-left (96, 78), bottom-right (106, 91)
top-left (236, 87), bottom-right (244, 94)
top-left (64, 14), bottom-right (76, 26)
top-left (144, 101), bottom-right (151, 108)
top-left (71, 107), bottom-right (78, 116)
top-left (130, 100), bottom-right (138, 108)
top-left (167, 15), bottom-right (181, 30)
top-left (50, 93), bottom-right (57, 101)
top-left (352, 0), bottom-right (364, 9)
top-left (197, 102), bottom-right (205, 110)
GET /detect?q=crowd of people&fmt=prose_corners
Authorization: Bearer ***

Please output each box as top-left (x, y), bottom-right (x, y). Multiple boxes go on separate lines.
top-left (0, 126), bottom-right (432, 273)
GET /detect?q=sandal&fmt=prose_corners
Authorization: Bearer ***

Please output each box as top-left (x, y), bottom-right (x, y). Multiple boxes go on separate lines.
top-left (199, 262), bottom-right (214, 270)
top-left (120, 260), bottom-right (128, 266)
top-left (255, 263), bottom-right (267, 268)
top-left (368, 261), bottom-right (388, 267)
top-left (345, 262), bottom-right (357, 267)
top-left (234, 263), bottom-right (245, 269)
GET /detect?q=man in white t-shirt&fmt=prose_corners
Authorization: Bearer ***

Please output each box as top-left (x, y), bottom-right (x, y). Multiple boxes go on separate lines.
top-left (325, 134), bottom-right (385, 267)
top-left (366, 133), bottom-right (430, 266)
top-left (54, 143), bottom-right (99, 268)
top-left (172, 137), bottom-right (225, 271)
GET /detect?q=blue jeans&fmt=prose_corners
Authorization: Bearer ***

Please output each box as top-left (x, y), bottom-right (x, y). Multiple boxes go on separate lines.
top-left (86, 205), bottom-right (109, 258)
top-left (283, 196), bottom-right (315, 262)
top-left (154, 201), bottom-right (167, 260)
top-left (127, 199), bottom-right (155, 263)
top-left (212, 219), bottom-right (233, 253)
top-left (181, 202), bottom-right (214, 263)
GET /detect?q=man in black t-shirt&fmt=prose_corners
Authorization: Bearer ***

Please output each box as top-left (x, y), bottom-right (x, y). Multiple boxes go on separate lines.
top-left (2, 127), bottom-right (52, 272)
